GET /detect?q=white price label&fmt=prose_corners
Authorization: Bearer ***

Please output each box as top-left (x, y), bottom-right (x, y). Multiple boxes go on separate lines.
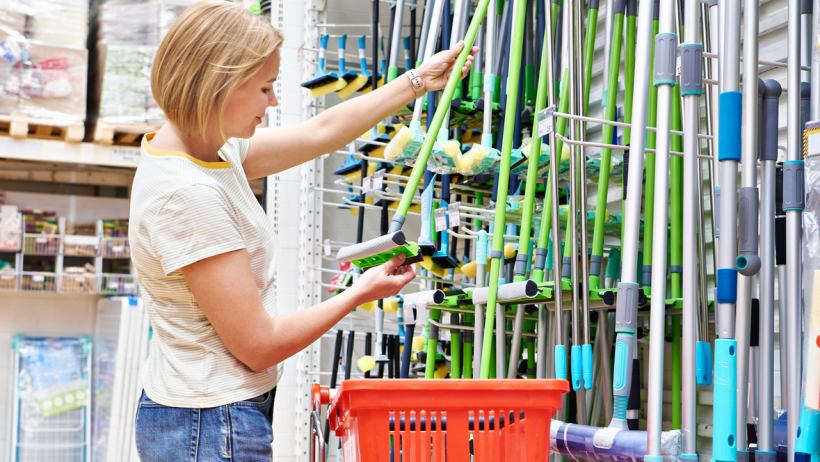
top-left (448, 202), bottom-right (461, 228)
top-left (537, 106), bottom-right (555, 138)
top-left (434, 207), bottom-right (447, 232)
top-left (33, 275), bottom-right (44, 282)
top-left (36, 237), bottom-right (47, 244)
top-left (373, 169), bottom-right (385, 191)
top-left (112, 147), bottom-right (141, 164)
top-left (361, 175), bottom-right (372, 194)
top-left (112, 245), bottom-right (124, 253)
top-left (323, 239), bottom-right (332, 257)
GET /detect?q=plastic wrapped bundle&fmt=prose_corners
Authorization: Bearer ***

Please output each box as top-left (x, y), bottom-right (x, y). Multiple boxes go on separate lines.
top-left (457, 143), bottom-right (500, 176)
top-left (95, 0), bottom-right (196, 131)
top-left (428, 139), bottom-right (461, 174)
top-left (0, 0), bottom-right (88, 124)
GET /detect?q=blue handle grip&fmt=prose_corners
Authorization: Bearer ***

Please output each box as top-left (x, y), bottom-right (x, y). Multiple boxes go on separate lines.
top-left (712, 339), bottom-right (738, 462)
top-left (358, 35), bottom-right (367, 49)
top-left (570, 345), bottom-right (582, 391)
top-left (582, 343), bottom-right (593, 390)
top-left (554, 344), bottom-right (567, 380)
top-left (613, 335), bottom-right (632, 392)
top-left (476, 230), bottom-right (488, 261)
top-left (696, 340), bottom-right (712, 386)
top-left (716, 268), bottom-right (738, 304)
top-left (718, 91), bottom-right (742, 162)
top-left (338, 34), bottom-right (347, 50)
top-left (320, 34), bottom-right (329, 49)
top-left (796, 407), bottom-right (820, 457)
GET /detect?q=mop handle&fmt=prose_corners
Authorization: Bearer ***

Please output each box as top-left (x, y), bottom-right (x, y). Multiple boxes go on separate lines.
top-left (337, 34), bottom-right (347, 73)
top-left (411, 0), bottom-right (445, 126)
top-left (389, 0), bottom-right (492, 232)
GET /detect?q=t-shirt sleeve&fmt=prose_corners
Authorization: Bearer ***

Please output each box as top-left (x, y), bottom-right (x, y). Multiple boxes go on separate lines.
top-left (150, 184), bottom-right (246, 275)
top-left (223, 137), bottom-right (251, 164)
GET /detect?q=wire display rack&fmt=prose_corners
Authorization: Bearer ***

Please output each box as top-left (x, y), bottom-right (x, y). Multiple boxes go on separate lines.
top-left (10, 335), bottom-right (93, 462)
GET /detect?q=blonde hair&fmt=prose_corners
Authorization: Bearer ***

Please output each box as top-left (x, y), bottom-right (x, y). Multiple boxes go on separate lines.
top-left (151, 1), bottom-right (283, 137)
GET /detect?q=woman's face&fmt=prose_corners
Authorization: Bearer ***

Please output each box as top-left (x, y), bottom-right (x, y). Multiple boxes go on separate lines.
top-left (223, 50), bottom-right (280, 138)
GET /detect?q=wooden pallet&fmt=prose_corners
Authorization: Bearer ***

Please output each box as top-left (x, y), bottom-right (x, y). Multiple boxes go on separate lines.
top-left (0, 114), bottom-right (85, 143)
top-left (93, 122), bottom-right (155, 147)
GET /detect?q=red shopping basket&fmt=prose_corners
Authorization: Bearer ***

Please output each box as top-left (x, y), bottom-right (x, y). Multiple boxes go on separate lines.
top-left (311, 379), bottom-right (568, 462)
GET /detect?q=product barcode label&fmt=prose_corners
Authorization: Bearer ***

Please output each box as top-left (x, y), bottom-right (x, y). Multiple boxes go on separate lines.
top-left (537, 106), bottom-right (555, 138)
top-left (435, 207), bottom-right (447, 232)
top-left (448, 202), bottom-right (461, 228)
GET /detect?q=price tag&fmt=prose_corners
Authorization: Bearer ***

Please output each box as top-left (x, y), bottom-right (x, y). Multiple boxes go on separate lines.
top-left (448, 202), bottom-right (461, 228)
top-left (537, 106), bottom-right (555, 138)
top-left (372, 169), bottom-right (385, 191)
top-left (361, 175), bottom-right (372, 194)
top-left (434, 207), bottom-right (447, 232)
top-left (112, 147), bottom-right (141, 165)
top-left (33, 275), bottom-right (44, 282)
top-left (36, 237), bottom-right (47, 244)
top-left (323, 239), bottom-right (332, 257)
top-left (112, 245), bottom-right (124, 253)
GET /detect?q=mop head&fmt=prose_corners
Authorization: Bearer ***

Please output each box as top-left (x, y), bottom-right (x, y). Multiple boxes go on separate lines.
top-left (504, 243), bottom-right (517, 260)
top-left (356, 355), bottom-right (377, 373)
top-left (358, 300), bottom-right (377, 312)
top-left (461, 260), bottom-right (478, 279)
top-left (382, 297), bottom-right (399, 313)
top-left (419, 255), bottom-right (447, 278)
top-left (336, 231), bottom-right (422, 270)
top-left (304, 76), bottom-right (347, 99)
top-left (458, 143), bottom-right (501, 176)
top-left (429, 139), bottom-right (462, 174)
top-left (337, 73), bottom-right (369, 100)
top-left (384, 125), bottom-right (414, 162)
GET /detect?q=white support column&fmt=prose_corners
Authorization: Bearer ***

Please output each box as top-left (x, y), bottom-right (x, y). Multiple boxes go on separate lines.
top-left (268, 0), bottom-right (326, 459)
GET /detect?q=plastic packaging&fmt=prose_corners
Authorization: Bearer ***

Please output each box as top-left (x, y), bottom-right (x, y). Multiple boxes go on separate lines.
top-left (95, 0), bottom-right (196, 128)
top-left (0, 0), bottom-right (88, 123)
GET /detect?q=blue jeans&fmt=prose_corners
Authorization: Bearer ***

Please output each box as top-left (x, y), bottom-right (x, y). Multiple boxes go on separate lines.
top-left (135, 388), bottom-right (275, 462)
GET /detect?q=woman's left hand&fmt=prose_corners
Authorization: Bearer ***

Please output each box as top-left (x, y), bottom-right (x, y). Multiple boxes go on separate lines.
top-left (417, 41), bottom-right (479, 92)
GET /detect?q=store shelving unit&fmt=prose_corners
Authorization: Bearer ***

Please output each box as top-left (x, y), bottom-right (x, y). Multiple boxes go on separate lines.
top-left (0, 212), bottom-right (137, 297)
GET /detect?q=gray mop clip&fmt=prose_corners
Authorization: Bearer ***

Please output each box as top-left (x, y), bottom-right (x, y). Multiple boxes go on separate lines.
top-left (654, 33), bottom-right (678, 87)
top-left (737, 187), bottom-right (761, 275)
top-left (615, 283), bottom-right (641, 332)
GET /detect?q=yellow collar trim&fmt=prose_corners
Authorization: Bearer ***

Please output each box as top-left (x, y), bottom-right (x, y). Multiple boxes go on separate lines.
top-left (142, 133), bottom-right (231, 169)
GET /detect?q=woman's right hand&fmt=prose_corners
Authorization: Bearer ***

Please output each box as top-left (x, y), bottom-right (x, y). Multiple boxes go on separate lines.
top-left (349, 255), bottom-right (417, 306)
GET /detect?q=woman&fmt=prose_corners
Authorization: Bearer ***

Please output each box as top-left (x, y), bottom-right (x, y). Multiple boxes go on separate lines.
top-left (129, 1), bottom-right (476, 460)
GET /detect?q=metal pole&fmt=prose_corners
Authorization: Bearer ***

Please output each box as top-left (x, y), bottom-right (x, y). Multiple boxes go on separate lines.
top-left (680, 0), bottom-right (702, 457)
top-left (645, 0), bottom-right (675, 454)
top-left (736, 0), bottom-right (761, 452)
top-left (713, 0), bottom-right (741, 460)
top-left (813, 0), bottom-right (820, 118)
top-left (568, 0), bottom-right (582, 393)
top-left (786, 1), bottom-right (805, 459)
top-left (610, 0), bottom-right (654, 430)
top-left (758, 78), bottom-right (782, 462)
top-left (539, 0), bottom-right (566, 383)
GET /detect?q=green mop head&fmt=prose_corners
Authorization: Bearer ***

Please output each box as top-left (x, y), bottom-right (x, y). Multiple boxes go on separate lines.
top-left (336, 231), bottom-right (422, 270)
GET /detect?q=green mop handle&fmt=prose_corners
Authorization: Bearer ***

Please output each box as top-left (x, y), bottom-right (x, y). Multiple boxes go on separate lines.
top-left (389, 0), bottom-right (491, 233)
top-left (589, 0), bottom-right (625, 291)
top-left (479, 0), bottom-right (527, 380)
top-left (514, 8), bottom-right (551, 282)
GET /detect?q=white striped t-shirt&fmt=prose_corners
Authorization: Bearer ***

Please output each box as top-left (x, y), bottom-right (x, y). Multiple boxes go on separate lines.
top-left (129, 133), bottom-right (280, 408)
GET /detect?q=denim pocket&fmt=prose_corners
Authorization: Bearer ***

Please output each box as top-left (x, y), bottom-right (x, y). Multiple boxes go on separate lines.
top-left (135, 400), bottom-right (199, 462)
top-left (233, 388), bottom-right (275, 409)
